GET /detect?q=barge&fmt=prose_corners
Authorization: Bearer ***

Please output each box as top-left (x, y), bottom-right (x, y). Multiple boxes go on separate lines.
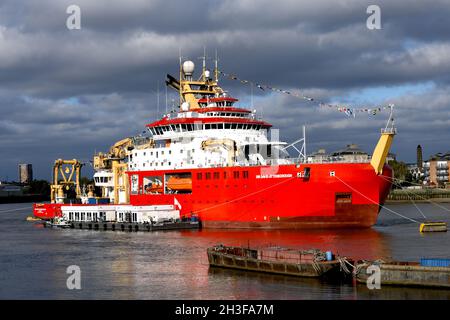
top-left (354, 259), bottom-right (450, 288)
top-left (207, 244), bottom-right (347, 278)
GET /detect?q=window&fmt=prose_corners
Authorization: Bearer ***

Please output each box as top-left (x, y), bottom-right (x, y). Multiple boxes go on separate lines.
top-left (213, 172), bottom-right (220, 179)
top-left (233, 171), bottom-right (240, 179)
top-left (197, 173), bottom-right (202, 180)
top-left (223, 172), bottom-right (228, 179)
top-left (243, 171), bottom-right (249, 179)
top-left (206, 172), bottom-right (211, 180)
top-left (335, 193), bottom-right (352, 204)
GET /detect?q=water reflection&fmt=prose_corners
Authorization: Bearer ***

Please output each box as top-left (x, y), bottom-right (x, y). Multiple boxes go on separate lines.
top-left (1, 203), bottom-right (449, 299)
top-left (180, 228), bottom-right (391, 260)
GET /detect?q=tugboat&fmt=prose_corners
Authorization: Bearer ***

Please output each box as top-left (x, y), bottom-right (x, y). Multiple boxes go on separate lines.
top-left (34, 54), bottom-right (396, 229)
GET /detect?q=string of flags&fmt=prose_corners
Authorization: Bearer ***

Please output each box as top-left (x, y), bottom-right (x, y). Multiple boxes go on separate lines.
top-left (219, 71), bottom-right (394, 117)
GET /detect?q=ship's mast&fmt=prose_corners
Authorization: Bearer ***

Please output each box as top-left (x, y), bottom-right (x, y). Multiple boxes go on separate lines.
top-left (214, 49), bottom-right (219, 83)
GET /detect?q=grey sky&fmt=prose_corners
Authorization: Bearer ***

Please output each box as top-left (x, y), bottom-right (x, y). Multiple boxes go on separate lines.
top-left (0, 0), bottom-right (449, 180)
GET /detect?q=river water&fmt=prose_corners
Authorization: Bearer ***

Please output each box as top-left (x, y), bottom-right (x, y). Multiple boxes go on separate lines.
top-left (0, 202), bottom-right (449, 299)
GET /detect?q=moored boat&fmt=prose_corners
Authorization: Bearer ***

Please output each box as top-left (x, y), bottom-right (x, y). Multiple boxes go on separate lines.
top-left (44, 217), bottom-right (71, 229)
top-left (33, 54), bottom-right (397, 230)
top-left (207, 244), bottom-right (347, 278)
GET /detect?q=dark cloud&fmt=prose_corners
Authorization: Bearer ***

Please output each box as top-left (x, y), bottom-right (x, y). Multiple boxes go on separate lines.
top-left (0, 0), bottom-right (449, 180)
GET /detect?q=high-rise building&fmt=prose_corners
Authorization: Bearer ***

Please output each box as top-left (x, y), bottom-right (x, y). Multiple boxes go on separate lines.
top-left (423, 152), bottom-right (450, 187)
top-left (18, 164), bottom-right (33, 184)
top-left (417, 145), bottom-right (423, 169)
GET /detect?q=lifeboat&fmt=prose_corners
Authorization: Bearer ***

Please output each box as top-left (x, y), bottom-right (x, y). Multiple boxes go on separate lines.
top-left (145, 181), bottom-right (163, 194)
top-left (166, 176), bottom-right (192, 192)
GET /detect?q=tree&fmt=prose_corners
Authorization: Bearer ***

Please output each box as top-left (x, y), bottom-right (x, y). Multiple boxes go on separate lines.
top-left (388, 160), bottom-right (411, 188)
top-left (28, 180), bottom-right (50, 196)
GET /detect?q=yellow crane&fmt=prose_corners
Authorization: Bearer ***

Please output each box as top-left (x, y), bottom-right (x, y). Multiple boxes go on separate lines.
top-left (50, 159), bottom-right (82, 203)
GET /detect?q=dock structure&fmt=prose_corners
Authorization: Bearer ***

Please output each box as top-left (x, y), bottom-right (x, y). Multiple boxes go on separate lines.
top-left (354, 260), bottom-right (450, 288)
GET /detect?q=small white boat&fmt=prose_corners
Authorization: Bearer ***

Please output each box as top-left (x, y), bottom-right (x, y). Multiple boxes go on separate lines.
top-left (45, 217), bottom-right (71, 228)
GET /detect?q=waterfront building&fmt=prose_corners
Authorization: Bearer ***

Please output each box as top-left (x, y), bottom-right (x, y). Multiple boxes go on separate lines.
top-left (18, 164), bottom-right (33, 184)
top-left (423, 152), bottom-right (450, 187)
top-left (331, 144), bottom-right (370, 162)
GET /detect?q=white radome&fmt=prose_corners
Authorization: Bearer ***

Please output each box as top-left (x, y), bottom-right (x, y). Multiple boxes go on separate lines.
top-left (182, 61), bottom-right (195, 75)
top-left (181, 102), bottom-right (190, 111)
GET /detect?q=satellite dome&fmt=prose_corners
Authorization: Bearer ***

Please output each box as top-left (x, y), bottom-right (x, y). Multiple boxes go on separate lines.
top-left (181, 101), bottom-right (190, 111)
top-left (182, 61), bottom-right (195, 76)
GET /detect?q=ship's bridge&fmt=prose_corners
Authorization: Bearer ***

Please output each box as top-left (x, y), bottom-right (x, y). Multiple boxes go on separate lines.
top-left (146, 101), bottom-right (272, 137)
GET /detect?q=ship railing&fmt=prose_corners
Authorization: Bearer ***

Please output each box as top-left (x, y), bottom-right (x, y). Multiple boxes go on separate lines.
top-left (284, 157), bottom-right (372, 164)
top-left (381, 127), bottom-right (397, 134)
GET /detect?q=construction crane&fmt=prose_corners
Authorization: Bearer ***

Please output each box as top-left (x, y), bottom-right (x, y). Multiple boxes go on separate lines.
top-left (93, 137), bottom-right (135, 204)
top-left (50, 159), bottom-right (82, 203)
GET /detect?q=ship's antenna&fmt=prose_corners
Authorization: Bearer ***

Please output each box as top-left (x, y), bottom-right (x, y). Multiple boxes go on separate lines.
top-left (214, 49), bottom-right (219, 83)
top-left (165, 83), bottom-right (168, 113)
top-left (250, 82), bottom-right (254, 108)
top-left (202, 46), bottom-right (206, 82)
top-left (179, 48), bottom-right (183, 107)
top-left (156, 80), bottom-right (160, 118)
top-left (303, 125), bottom-right (307, 163)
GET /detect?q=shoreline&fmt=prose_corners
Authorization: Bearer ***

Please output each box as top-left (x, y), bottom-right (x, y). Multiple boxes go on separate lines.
top-left (386, 198), bottom-right (450, 204)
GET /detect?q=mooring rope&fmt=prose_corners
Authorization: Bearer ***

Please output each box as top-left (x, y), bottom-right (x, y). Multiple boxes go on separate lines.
top-left (334, 175), bottom-right (421, 224)
top-left (378, 175), bottom-right (428, 219)
top-left (337, 257), bottom-right (352, 274)
top-left (380, 175), bottom-right (450, 214)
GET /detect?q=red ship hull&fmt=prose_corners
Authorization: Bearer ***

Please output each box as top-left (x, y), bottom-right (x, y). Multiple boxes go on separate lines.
top-left (33, 163), bottom-right (392, 229)
top-left (129, 163), bottom-right (393, 229)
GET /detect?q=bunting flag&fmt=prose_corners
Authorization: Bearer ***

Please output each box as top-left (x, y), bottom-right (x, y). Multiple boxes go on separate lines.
top-left (219, 71), bottom-right (394, 117)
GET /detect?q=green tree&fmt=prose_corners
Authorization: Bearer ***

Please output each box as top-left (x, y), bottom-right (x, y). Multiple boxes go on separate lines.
top-left (388, 160), bottom-right (412, 188)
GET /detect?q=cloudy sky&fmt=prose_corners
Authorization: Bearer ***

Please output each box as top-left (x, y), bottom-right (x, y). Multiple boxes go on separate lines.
top-left (1, 0), bottom-right (449, 180)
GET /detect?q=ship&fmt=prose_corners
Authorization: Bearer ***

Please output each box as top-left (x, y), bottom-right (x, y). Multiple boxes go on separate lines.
top-left (33, 55), bottom-right (395, 229)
